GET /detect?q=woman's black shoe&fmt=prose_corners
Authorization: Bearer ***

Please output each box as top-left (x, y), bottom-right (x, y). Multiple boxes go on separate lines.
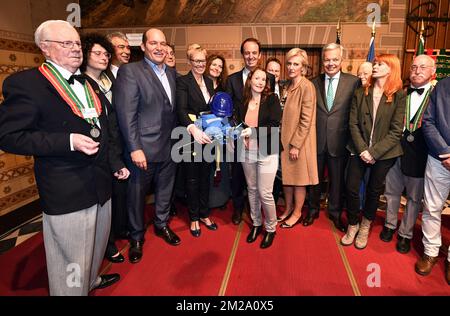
top-left (200, 218), bottom-right (218, 230)
top-left (106, 252), bottom-right (125, 263)
top-left (280, 216), bottom-right (302, 228)
top-left (190, 228), bottom-right (201, 237)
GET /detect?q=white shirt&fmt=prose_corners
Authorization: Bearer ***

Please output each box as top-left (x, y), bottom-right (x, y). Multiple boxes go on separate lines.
top-left (409, 82), bottom-right (432, 122)
top-left (242, 67), bottom-right (251, 85)
top-left (274, 83), bottom-right (280, 99)
top-left (325, 71), bottom-right (341, 101)
top-left (47, 61), bottom-right (97, 151)
top-left (48, 60), bottom-right (87, 108)
top-left (110, 64), bottom-right (119, 78)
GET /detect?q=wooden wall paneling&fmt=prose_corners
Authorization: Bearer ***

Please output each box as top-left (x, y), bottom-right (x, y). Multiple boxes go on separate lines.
top-left (403, 0), bottom-right (450, 81)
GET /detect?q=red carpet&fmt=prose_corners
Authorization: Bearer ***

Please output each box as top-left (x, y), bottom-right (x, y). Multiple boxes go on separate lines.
top-left (225, 208), bottom-right (354, 296)
top-left (0, 204), bottom-right (449, 296)
top-left (340, 212), bottom-right (450, 296)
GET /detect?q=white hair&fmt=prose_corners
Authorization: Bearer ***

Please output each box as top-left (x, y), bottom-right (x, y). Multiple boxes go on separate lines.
top-left (414, 54), bottom-right (436, 68)
top-left (34, 20), bottom-right (74, 47)
top-left (322, 42), bottom-right (344, 59)
top-left (358, 61), bottom-right (373, 72)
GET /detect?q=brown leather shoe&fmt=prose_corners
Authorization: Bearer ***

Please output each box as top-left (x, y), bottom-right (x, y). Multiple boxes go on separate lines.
top-left (445, 260), bottom-right (450, 285)
top-left (415, 254), bottom-right (439, 276)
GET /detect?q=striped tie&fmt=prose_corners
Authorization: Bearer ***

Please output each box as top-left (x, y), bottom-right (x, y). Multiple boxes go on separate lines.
top-left (326, 77), bottom-right (334, 111)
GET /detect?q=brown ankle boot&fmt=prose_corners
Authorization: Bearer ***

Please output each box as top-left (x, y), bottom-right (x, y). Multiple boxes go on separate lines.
top-left (415, 254), bottom-right (439, 276)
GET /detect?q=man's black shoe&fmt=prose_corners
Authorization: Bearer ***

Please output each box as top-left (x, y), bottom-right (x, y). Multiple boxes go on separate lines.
top-left (106, 252), bottom-right (125, 263)
top-left (330, 215), bottom-right (346, 232)
top-left (94, 273), bottom-right (120, 290)
top-left (379, 226), bottom-right (395, 242)
top-left (232, 210), bottom-right (242, 225)
top-left (155, 226), bottom-right (181, 246)
top-left (396, 236), bottom-right (411, 254)
top-left (129, 240), bottom-right (143, 263)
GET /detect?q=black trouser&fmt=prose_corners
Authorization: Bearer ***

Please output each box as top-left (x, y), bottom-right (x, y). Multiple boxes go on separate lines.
top-left (230, 138), bottom-right (247, 213)
top-left (185, 160), bottom-right (212, 221)
top-left (127, 158), bottom-right (176, 241)
top-left (345, 155), bottom-right (396, 225)
top-left (105, 178), bottom-right (129, 257)
top-left (308, 152), bottom-right (348, 219)
top-left (231, 161), bottom-right (246, 213)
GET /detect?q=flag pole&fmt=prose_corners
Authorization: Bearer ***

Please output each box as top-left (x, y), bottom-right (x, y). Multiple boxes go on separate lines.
top-left (336, 19), bottom-right (341, 44)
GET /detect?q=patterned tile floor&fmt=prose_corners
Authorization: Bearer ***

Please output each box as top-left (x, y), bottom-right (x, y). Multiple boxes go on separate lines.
top-left (0, 215), bottom-right (42, 255)
top-left (0, 197), bottom-right (449, 255)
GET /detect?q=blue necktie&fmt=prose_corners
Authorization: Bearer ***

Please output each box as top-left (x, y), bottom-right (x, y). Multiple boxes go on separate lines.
top-left (326, 77), bottom-right (334, 111)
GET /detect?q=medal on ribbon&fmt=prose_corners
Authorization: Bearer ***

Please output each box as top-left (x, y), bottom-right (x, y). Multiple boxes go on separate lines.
top-left (39, 62), bottom-right (103, 138)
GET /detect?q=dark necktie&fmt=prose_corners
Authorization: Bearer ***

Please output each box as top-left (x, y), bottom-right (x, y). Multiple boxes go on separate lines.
top-left (67, 74), bottom-right (86, 85)
top-left (407, 87), bottom-right (424, 95)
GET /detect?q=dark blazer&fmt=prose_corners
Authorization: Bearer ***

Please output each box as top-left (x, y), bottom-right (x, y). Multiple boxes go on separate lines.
top-left (0, 68), bottom-right (124, 215)
top-left (347, 87), bottom-right (406, 161)
top-left (176, 71), bottom-right (215, 127)
top-left (237, 93), bottom-right (282, 155)
top-left (312, 72), bottom-right (360, 157)
top-left (113, 59), bottom-right (177, 162)
top-left (226, 68), bottom-right (276, 114)
top-left (422, 77), bottom-right (450, 160)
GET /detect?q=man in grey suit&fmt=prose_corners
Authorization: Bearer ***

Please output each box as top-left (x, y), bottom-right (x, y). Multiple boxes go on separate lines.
top-left (114, 28), bottom-right (180, 264)
top-left (306, 43), bottom-right (359, 231)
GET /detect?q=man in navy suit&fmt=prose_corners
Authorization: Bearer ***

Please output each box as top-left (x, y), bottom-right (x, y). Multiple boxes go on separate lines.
top-left (226, 38), bottom-right (275, 225)
top-left (114, 28), bottom-right (180, 264)
top-left (0, 20), bottom-right (128, 295)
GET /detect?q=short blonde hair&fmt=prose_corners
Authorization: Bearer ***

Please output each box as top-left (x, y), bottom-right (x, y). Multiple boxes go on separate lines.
top-left (186, 44), bottom-right (206, 60)
top-left (286, 48), bottom-right (309, 75)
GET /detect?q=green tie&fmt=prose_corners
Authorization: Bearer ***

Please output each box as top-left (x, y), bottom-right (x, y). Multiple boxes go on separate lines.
top-left (326, 77), bottom-right (334, 111)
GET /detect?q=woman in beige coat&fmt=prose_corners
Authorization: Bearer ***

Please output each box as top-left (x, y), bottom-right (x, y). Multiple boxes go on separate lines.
top-left (279, 48), bottom-right (319, 228)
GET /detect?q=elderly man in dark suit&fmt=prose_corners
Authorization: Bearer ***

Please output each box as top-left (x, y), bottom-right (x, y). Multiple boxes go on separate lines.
top-left (380, 55), bottom-right (436, 254)
top-left (114, 28), bottom-right (180, 264)
top-left (0, 20), bottom-right (129, 295)
top-left (305, 43), bottom-right (359, 231)
top-left (226, 38), bottom-right (275, 225)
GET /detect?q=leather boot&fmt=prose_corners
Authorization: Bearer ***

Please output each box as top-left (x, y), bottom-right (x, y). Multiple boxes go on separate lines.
top-left (341, 223), bottom-right (359, 246)
top-left (415, 254), bottom-right (439, 276)
top-left (355, 217), bottom-right (372, 250)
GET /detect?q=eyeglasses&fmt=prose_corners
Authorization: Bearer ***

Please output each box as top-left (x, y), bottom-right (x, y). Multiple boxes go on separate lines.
top-left (42, 40), bottom-right (81, 49)
top-left (190, 59), bottom-right (206, 65)
top-left (410, 65), bottom-right (433, 71)
top-left (115, 44), bottom-right (131, 50)
top-left (90, 51), bottom-right (112, 59)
